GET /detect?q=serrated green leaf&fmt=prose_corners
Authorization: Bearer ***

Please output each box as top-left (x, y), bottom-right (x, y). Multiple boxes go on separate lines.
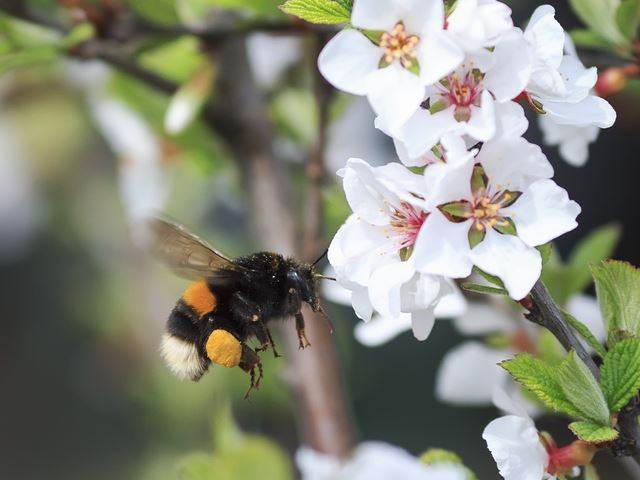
top-left (280, 0), bottom-right (351, 24)
top-left (569, 223), bottom-right (621, 292)
top-left (569, 421), bottom-right (619, 442)
top-left (592, 260), bottom-right (640, 344)
top-left (600, 338), bottom-right (640, 412)
top-left (501, 354), bottom-right (586, 419)
top-left (569, 0), bottom-right (626, 45)
top-left (461, 283), bottom-right (508, 296)
top-left (561, 308), bottom-right (607, 358)
top-left (616, 0), bottom-right (640, 40)
top-left (557, 351), bottom-right (610, 425)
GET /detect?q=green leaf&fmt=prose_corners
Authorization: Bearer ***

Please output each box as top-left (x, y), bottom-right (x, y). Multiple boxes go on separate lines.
top-left (569, 0), bottom-right (626, 45)
top-left (584, 464), bottom-right (601, 480)
top-left (538, 243), bottom-right (553, 266)
top-left (501, 354), bottom-right (586, 419)
top-left (616, 0), bottom-right (640, 40)
top-left (600, 338), bottom-right (640, 412)
top-left (473, 266), bottom-right (505, 289)
top-left (61, 22), bottom-right (95, 49)
top-left (280, 0), bottom-right (351, 24)
top-left (556, 351), bottom-right (610, 425)
top-left (569, 421), bottom-right (619, 442)
top-left (561, 308), bottom-right (607, 358)
top-left (569, 223), bottom-right (621, 292)
top-left (592, 260), bottom-right (640, 344)
top-left (461, 283), bottom-right (508, 296)
top-left (570, 28), bottom-right (616, 51)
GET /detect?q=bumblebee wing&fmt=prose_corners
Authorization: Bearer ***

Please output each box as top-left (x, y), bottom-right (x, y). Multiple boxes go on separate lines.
top-left (146, 217), bottom-right (245, 281)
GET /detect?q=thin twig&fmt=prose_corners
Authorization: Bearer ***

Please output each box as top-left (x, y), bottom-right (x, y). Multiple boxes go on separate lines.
top-left (526, 280), bottom-right (599, 378)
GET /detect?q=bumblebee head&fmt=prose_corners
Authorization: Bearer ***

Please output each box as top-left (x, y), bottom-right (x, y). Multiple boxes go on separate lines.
top-left (286, 264), bottom-right (320, 311)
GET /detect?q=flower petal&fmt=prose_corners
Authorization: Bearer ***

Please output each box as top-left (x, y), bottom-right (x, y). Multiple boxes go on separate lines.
top-left (543, 95), bottom-right (617, 128)
top-left (483, 415), bottom-right (548, 480)
top-left (402, 0), bottom-right (445, 34)
top-left (452, 301), bottom-right (516, 335)
top-left (417, 31), bottom-right (465, 85)
top-left (351, 0), bottom-right (404, 31)
top-left (469, 228), bottom-right (541, 300)
top-left (400, 106), bottom-right (458, 158)
top-left (504, 179), bottom-right (580, 247)
top-left (318, 29), bottom-right (382, 96)
top-left (413, 211), bottom-right (474, 278)
top-left (463, 90), bottom-right (496, 141)
top-left (436, 341), bottom-right (509, 406)
top-left (567, 294), bottom-right (606, 344)
top-left (483, 28), bottom-right (532, 102)
top-left (366, 63), bottom-right (425, 131)
top-left (368, 261), bottom-right (416, 318)
top-left (411, 308), bottom-right (436, 341)
top-left (354, 312), bottom-right (412, 346)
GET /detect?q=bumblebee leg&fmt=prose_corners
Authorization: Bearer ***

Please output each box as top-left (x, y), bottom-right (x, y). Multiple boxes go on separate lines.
top-left (255, 358), bottom-right (264, 388)
top-left (244, 367), bottom-right (256, 399)
top-left (265, 327), bottom-right (281, 358)
top-left (295, 312), bottom-right (311, 349)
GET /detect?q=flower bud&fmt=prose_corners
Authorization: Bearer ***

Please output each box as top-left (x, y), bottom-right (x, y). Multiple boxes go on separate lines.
top-left (546, 440), bottom-right (597, 476)
top-left (595, 68), bottom-right (627, 97)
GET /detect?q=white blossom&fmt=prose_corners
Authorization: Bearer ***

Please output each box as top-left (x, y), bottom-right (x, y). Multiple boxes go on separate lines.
top-left (296, 442), bottom-right (469, 480)
top-left (483, 414), bottom-right (549, 480)
top-left (523, 5), bottom-right (616, 129)
top-left (538, 114), bottom-right (599, 167)
top-left (318, 0), bottom-right (464, 131)
top-left (445, 0), bottom-right (513, 53)
top-left (410, 134), bottom-right (579, 300)
top-left (328, 158), bottom-right (460, 341)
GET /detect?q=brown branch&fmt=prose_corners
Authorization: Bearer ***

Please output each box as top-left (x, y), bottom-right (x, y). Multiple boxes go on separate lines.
top-left (526, 280), bottom-right (599, 378)
top-left (525, 280), bottom-right (640, 468)
top-left (205, 37), bottom-right (355, 457)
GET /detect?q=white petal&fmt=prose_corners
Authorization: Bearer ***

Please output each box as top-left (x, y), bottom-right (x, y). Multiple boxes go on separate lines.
top-left (447, 0), bottom-right (513, 51)
top-left (524, 5), bottom-right (564, 70)
top-left (393, 137), bottom-right (438, 167)
top-left (494, 101), bottom-right (529, 138)
top-left (296, 446), bottom-right (341, 479)
top-left (424, 156), bottom-right (475, 206)
top-left (401, 106), bottom-right (458, 158)
top-left (483, 415), bottom-right (548, 480)
top-left (368, 261), bottom-right (416, 318)
top-left (417, 31), bottom-right (465, 85)
top-left (469, 229), bottom-right (542, 300)
top-left (412, 211), bottom-right (474, 278)
top-left (483, 28), bottom-right (533, 102)
top-left (505, 179), bottom-right (580, 247)
top-left (452, 301), bottom-right (516, 335)
top-left (352, 286), bottom-right (375, 321)
top-left (341, 158), bottom-right (397, 225)
top-left (558, 134), bottom-right (592, 167)
top-left (436, 341), bottom-right (509, 406)
top-left (354, 312), bottom-right (412, 346)
top-left (434, 282), bottom-right (468, 318)
top-left (478, 136), bottom-right (553, 191)
top-left (567, 294), bottom-right (606, 344)
top-left (400, 272), bottom-right (443, 312)
top-left (462, 91), bottom-right (496, 141)
top-left (402, 0), bottom-right (445, 34)
top-left (411, 308), bottom-right (436, 341)
top-left (318, 29), bottom-right (382, 95)
top-left (344, 442), bottom-right (437, 479)
top-left (351, 0), bottom-right (404, 31)
top-left (543, 95), bottom-right (617, 128)
top-left (366, 64), bottom-right (425, 131)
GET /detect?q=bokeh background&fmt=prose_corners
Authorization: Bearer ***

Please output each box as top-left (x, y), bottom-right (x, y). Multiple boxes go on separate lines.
top-left (1, 0), bottom-right (639, 478)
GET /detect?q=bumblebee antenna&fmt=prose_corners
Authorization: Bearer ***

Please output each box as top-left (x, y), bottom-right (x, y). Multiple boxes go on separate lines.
top-left (311, 248), bottom-right (328, 267)
top-left (317, 306), bottom-right (335, 334)
top-left (314, 274), bottom-right (336, 281)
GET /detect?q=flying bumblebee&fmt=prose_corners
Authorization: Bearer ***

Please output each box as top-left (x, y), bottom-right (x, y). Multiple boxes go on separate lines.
top-left (146, 217), bottom-right (332, 397)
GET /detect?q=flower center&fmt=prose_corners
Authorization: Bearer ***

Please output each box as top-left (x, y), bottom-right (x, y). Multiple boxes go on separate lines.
top-left (380, 22), bottom-right (420, 70)
top-left (388, 201), bottom-right (427, 251)
top-left (470, 191), bottom-right (513, 231)
top-left (435, 70), bottom-right (483, 121)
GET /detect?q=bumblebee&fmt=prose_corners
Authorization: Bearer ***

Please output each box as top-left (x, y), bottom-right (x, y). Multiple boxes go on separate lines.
top-left (147, 218), bottom-right (332, 397)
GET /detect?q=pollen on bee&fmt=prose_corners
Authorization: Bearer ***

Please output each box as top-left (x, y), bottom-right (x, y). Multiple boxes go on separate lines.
top-left (183, 279), bottom-right (217, 317)
top-left (206, 330), bottom-right (242, 368)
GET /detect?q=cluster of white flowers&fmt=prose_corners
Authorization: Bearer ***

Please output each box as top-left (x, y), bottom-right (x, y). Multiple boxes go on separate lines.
top-left (322, 0), bottom-right (615, 343)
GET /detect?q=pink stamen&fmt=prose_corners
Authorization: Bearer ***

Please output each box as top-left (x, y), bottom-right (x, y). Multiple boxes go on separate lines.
top-left (389, 202), bottom-right (428, 250)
